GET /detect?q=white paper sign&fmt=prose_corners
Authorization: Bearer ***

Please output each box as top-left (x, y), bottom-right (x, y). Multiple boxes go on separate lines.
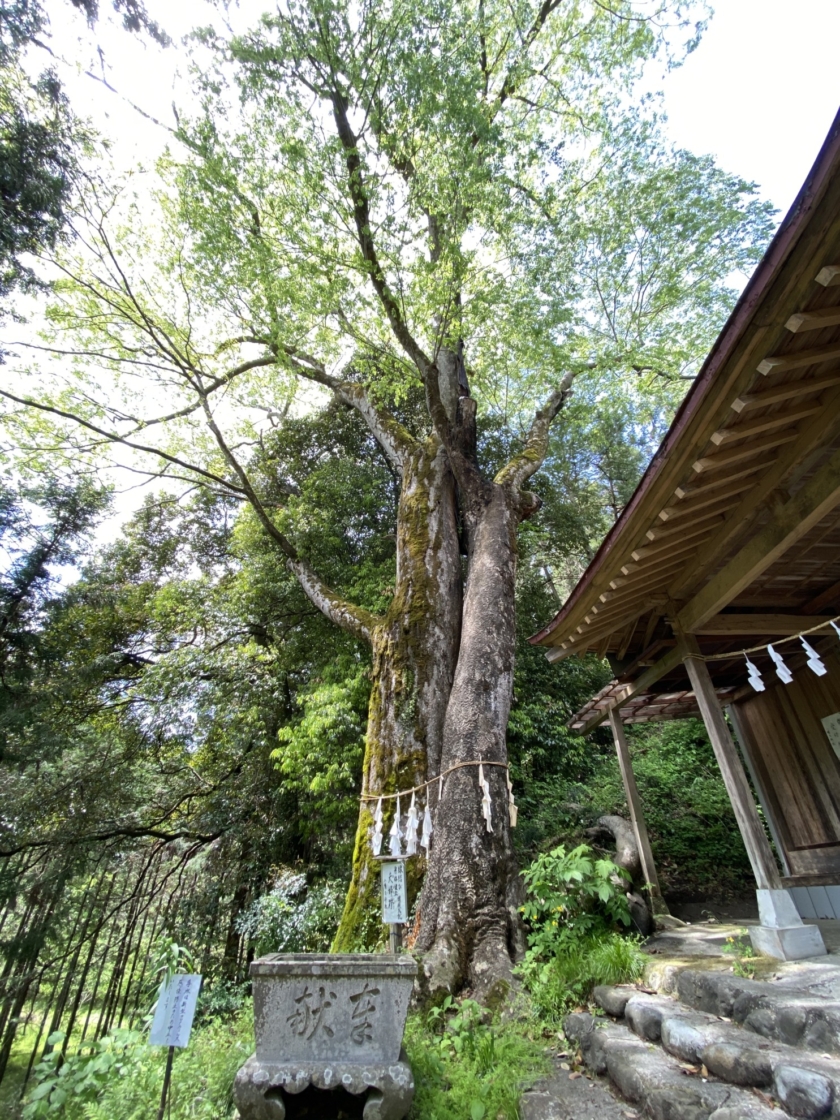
top-left (150, 974), bottom-right (202, 1048)
top-left (821, 712), bottom-right (840, 760)
top-left (381, 861), bottom-right (408, 924)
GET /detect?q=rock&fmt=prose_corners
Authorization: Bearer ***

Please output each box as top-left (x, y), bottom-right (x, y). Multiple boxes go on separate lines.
top-left (624, 995), bottom-right (667, 1041)
top-left (700, 1041), bottom-right (773, 1086)
top-left (563, 1011), bottom-right (596, 1043)
top-left (594, 986), bottom-right (635, 1017)
top-left (520, 1056), bottom-right (638, 1120)
top-left (773, 1064), bottom-right (834, 1119)
top-left (708, 1106), bottom-right (780, 1120)
top-left (660, 1016), bottom-right (709, 1063)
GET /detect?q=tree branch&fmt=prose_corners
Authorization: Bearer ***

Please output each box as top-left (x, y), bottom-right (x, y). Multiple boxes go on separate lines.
top-left (329, 90), bottom-right (433, 377)
top-left (494, 369), bottom-right (576, 492)
top-left (281, 350), bottom-right (417, 473)
top-left (196, 393), bottom-right (380, 643)
top-left (0, 388), bottom-right (251, 495)
top-left (288, 558), bottom-right (378, 644)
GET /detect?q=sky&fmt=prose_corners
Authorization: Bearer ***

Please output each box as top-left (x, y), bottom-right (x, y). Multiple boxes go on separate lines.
top-left (15, 0), bottom-right (840, 545)
top-left (40, 0), bottom-right (840, 219)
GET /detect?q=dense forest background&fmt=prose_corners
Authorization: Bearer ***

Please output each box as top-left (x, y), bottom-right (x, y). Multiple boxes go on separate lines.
top-left (0, 0), bottom-right (774, 1108)
top-left (0, 414), bottom-right (754, 1104)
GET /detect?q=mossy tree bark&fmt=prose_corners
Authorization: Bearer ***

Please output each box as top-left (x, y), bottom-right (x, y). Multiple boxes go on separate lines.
top-left (414, 362), bottom-right (577, 998)
top-left (333, 433), bottom-right (461, 949)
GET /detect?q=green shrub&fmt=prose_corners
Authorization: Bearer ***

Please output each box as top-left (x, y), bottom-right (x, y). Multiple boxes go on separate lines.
top-left (23, 1029), bottom-right (144, 1119)
top-left (235, 869), bottom-right (345, 956)
top-left (520, 843), bottom-right (632, 952)
top-left (518, 843), bottom-right (645, 1018)
top-left (520, 931), bottom-right (646, 1019)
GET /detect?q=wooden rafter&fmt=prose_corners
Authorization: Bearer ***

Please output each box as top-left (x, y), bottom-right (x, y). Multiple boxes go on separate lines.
top-left (670, 381), bottom-right (840, 598)
top-left (731, 371), bottom-right (840, 413)
top-left (677, 444), bottom-right (840, 632)
top-left (694, 613), bottom-right (835, 635)
top-left (786, 306), bottom-right (840, 333)
top-left (710, 403), bottom-right (821, 446)
top-left (758, 343), bottom-right (840, 374)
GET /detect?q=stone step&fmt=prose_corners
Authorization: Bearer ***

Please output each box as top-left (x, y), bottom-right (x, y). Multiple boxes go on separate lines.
top-left (520, 1057), bottom-right (642, 1120)
top-left (564, 1012), bottom-right (781, 1120)
top-left (674, 968), bottom-right (840, 1056)
top-left (592, 986), bottom-right (840, 1118)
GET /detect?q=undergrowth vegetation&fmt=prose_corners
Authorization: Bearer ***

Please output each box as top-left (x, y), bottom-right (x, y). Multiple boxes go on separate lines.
top-left (17, 844), bottom-right (647, 1118)
top-left (406, 1000), bottom-right (547, 1120)
top-left (518, 843), bottom-right (646, 1020)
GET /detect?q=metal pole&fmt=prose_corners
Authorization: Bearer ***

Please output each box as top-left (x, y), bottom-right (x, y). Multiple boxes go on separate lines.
top-left (156, 1045), bottom-right (174, 1120)
top-left (389, 924), bottom-right (402, 954)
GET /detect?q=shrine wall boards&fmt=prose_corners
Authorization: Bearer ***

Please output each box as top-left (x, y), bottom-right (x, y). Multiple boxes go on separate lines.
top-left (730, 649), bottom-right (840, 882)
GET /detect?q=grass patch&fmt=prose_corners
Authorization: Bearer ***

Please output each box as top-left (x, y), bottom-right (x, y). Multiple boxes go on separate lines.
top-left (519, 931), bottom-right (646, 1022)
top-left (405, 998), bottom-right (548, 1120)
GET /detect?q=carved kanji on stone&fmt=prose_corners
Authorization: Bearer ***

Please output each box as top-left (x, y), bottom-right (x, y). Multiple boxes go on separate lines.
top-left (349, 981), bottom-right (380, 1044)
top-left (286, 985), bottom-right (336, 1040)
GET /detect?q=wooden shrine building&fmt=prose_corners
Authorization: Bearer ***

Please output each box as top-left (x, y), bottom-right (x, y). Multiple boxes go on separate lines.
top-left (531, 109), bottom-right (840, 960)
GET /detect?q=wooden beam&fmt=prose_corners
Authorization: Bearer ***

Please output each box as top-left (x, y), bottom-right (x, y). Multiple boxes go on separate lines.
top-left (609, 558), bottom-right (685, 593)
top-left (758, 343), bottom-right (840, 375)
top-left (802, 577), bottom-right (840, 615)
top-left (608, 709), bottom-right (669, 916)
top-left (646, 509), bottom-right (726, 542)
top-left (786, 306), bottom-right (840, 333)
top-left (674, 463), bottom-right (764, 501)
top-left (631, 526), bottom-right (712, 563)
top-left (670, 381), bottom-right (840, 599)
top-left (816, 265), bottom-right (840, 287)
top-left (677, 442), bottom-right (840, 632)
top-left (692, 430), bottom-right (798, 474)
top-left (731, 371), bottom-right (840, 413)
top-left (659, 494), bottom-right (742, 523)
top-left (694, 613), bottom-right (833, 635)
top-left (682, 638), bottom-right (781, 890)
top-left (573, 642), bottom-right (688, 733)
top-left (710, 403), bottom-right (820, 446)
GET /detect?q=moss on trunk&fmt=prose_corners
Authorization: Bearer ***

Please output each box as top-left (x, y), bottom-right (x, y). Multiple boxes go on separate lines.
top-left (333, 438), bottom-right (460, 949)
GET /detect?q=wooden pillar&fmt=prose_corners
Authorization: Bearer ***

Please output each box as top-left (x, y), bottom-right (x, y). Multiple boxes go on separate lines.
top-left (607, 707), bottom-right (670, 917)
top-left (682, 639), bottom-right (781, 891)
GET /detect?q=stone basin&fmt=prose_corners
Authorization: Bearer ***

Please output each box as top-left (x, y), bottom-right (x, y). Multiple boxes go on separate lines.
top-left (251, 952), bottom-right (416, 1064)
top-left (235, 953), bottom-right (417, 1120)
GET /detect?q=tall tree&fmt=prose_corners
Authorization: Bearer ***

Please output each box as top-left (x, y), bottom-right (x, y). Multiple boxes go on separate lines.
top-left (1, 0), bottom-right (773, 995)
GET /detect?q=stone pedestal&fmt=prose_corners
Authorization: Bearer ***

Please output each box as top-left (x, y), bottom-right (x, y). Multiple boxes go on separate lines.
top-left (748, 889), bottom-right (827, 961)
top-left (234, 953), bottom-right (417, 1120)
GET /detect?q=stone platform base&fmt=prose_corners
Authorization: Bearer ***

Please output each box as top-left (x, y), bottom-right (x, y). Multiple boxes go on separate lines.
top-left (748, 889), bottom-right (828, 961)
top-left (234, 1050), bottom-right (414, 1120)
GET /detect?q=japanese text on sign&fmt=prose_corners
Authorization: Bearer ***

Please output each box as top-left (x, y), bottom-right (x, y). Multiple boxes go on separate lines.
top-left (287, 985), bottom-right (336, 1040)
top-left (381, 860), bottom-right (408, 923)
top-left (149, 974), bottom-right (202, 1048)
top-left (822, 712), bottom-right (840, 760)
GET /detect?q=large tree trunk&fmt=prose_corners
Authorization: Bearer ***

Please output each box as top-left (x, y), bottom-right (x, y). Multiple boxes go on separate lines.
top-left (413, 371), bottom-right (574, 1000)
top-left (415, 480), bottom-right (524, 1001)
top-left (333, 436), bottom-right (461, 948)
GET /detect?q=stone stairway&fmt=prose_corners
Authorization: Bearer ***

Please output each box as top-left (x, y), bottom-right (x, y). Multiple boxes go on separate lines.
top-left (554, 964), bottom-right (840, 1120)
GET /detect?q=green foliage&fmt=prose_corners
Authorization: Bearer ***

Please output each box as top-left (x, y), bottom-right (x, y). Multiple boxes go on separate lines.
top-left (273, 668), bottom-right (368, 836)
top-left (22, 1028), bottom-right (144, 1119)
top-left (235, 870), bottom-right (345, 957)
top-left (518, 844), bottom-right (644, 1017)
top-left (521, 843), bottom-right (633, 953)
top-left (406, 1001), bottom-right (547, 1120)
top-left (723, 929), bottom-right (758, 978)
top-left (565, 720), bottom-right (754, 899)
top-left (23, 1008), bottom-right (253, 1120)
top-left (521, 932), bottom-right (647, 1020)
